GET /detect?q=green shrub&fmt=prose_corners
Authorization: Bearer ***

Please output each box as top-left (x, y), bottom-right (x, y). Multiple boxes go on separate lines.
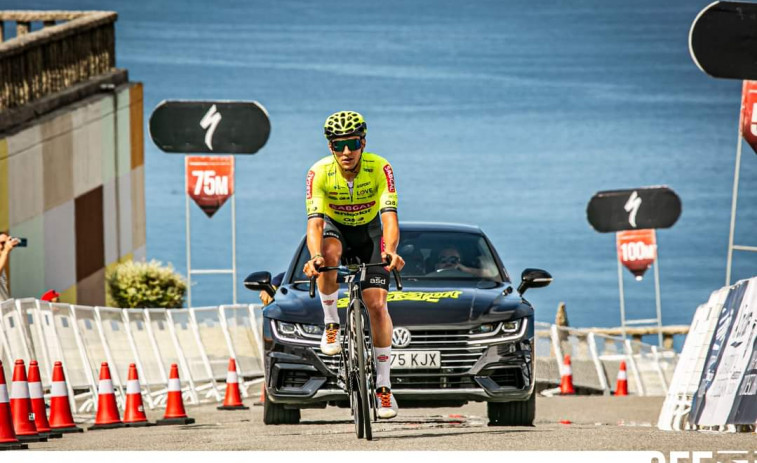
top-left (106, 260), bottom-right (186, 308)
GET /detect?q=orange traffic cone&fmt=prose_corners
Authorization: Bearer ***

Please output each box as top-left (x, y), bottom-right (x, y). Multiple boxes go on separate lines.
top-left (614, 361), bottom-right (629, 396)
top-left (10, 360), bottom-right (47, 442)
top-left (218, 358), bottom-right (248, 410)
top-left (559, 354), bottom-right (576, 395)
top-left (89, 362), bottom-right (124, 430)
top-left (253, 382), bottom-right (265, 407)
top-left (48, 362), bottom-right (82, 433)
top-left (156, 364), bottom-right (195, 425)
top-left (27, 361), bottom-right (62, 439)
top-left (123, 364), bottom-right (152, 427)
top-left (0, 361), bottom-right (27, 450)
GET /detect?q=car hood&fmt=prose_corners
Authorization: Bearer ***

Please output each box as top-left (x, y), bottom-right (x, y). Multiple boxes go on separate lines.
top-left (264, 279), bottom-right (532, 328)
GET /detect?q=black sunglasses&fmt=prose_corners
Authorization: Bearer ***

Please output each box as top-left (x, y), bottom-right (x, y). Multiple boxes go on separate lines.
top-left (439, 256), bottom-right (460, 264)
top-left (331, 138), bottom-right (362, 152)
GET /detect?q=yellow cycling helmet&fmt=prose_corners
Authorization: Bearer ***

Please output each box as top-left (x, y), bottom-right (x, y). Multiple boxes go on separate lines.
top-left (323, 111), bottom-right (367, 140)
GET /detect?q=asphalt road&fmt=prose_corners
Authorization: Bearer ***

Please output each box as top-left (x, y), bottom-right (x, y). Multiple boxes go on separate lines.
top-left (22, 396), bottom-right (757, 453)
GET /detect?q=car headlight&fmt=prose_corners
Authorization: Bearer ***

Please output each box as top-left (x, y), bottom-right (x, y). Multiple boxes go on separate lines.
top-left (300, 323), bottom-right (324, 336)
top-left (469, 323), bottom-right (496, 335)
top-left (272, 320), bottom-right (323, 344)
top-left (278, 322), bottom-right (297, 336)
top-left (467, 319), bottom-right (527, 345)
top-left (502, 320), bottom-right (520, 333)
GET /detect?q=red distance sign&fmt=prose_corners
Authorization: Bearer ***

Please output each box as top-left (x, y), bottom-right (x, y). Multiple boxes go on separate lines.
top-left (185, 156), bottom-right (235, 218)
top-left (740, 80), bottom-right (757, 155)
top-left (616, 229), bottom-right (657, 281)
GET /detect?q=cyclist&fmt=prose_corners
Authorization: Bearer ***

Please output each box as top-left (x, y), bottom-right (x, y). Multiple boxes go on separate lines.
top-left (303, 111), bottom-right (405, 419)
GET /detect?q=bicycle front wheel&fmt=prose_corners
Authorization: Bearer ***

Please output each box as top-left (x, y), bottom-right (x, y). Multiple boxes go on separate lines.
top-left (347, 305), bottom-right (365, 439)
top-left (352, 300), bottom-right (372, 440)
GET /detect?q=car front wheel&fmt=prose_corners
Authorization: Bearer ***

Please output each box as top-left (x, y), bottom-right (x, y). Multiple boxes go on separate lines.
top-left (263, 390), bottom-right (301, 425)
top-left (487, 393), bottom-right (535, 426)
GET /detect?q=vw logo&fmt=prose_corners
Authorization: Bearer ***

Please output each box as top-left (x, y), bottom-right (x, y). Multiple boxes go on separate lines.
top-left (392, 327), bottom-right (412, 348)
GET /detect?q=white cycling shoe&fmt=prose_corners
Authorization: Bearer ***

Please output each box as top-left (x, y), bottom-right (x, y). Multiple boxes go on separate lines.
top-left (376, 386), bottom-right (398, 419)
top-left (320, 323), bottom-right (341, 356)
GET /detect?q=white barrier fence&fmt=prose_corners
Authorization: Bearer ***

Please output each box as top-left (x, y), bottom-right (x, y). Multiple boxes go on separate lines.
top-left (0, 298), bottom-right (677, 416)
top-left (0, 299), bottom-right (266, 414)
top-left (534, 321), bottom-right (677, 396)
top-left (658, 277), bottom-right (757, 432)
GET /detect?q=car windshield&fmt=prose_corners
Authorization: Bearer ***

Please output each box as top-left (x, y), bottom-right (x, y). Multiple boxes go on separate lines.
top-left (291, 230), bottom-right (506, 283)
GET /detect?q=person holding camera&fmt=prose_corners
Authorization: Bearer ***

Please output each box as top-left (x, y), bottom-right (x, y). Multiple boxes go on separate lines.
top-left (0, 231), bottom-right (20, 301)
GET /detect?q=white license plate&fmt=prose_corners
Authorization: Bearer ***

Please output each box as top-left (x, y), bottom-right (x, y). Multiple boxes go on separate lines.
top-left (390, 351), bottom-right (441, 369)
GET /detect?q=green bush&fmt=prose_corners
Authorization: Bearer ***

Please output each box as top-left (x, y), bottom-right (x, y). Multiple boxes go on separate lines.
top-left (106, 260), bottom-right (186, 308)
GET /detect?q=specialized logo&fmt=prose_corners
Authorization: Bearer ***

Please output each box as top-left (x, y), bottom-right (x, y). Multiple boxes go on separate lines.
top-left (624, 191), bottom-right (642, 228)
top-left (329, 201), bottom-right (375, 212)
top-left (392, 327), bottom-right (412, 348)
top-left (199, 104), bottom-right (222, 151)
top-left (383, 165), bottom-right (396, 192)
top-left (323, 299), bottom-right (335, 306)
top-left (306, 170), bottom-right (315, 199)
top-left (377, 355), bottom-right (390, 362)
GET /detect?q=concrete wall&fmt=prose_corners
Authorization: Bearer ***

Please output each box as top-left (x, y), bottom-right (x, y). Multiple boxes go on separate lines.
top-left (0, 82), bottom-right (145, 305)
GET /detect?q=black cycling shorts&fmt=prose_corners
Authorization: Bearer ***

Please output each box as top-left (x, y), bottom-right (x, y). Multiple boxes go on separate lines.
top-left (322, 215), bottom-right (389, 290)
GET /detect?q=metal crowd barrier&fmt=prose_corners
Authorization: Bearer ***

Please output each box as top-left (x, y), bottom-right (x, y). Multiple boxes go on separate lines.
top-left (0, 299), bottom-right (265, 414)
top-left (535, 321), bottom-right (679, 396)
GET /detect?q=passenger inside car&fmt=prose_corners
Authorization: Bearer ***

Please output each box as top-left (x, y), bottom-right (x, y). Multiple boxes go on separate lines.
top-left (430, 246), bottom-right (498, 278)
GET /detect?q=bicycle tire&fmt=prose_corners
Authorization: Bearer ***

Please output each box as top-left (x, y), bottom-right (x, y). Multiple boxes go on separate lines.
top-left (347, 304), bottom-right (365, 439)
top-left (363, 318), bottom-right (378, 423)
top-left (353, 300), bottom-right (372, 440)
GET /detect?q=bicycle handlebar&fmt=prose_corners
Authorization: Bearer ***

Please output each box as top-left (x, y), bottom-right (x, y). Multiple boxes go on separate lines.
top-left (308, 258), bottom-right (403, 298)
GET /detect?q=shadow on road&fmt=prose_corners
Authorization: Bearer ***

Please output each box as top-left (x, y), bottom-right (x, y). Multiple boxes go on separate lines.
top-left (374, 428), bottom-right (539, 441)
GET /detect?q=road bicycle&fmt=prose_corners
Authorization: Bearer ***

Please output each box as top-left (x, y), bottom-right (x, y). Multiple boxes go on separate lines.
top-left (309, 260), bottom-right (402, 440)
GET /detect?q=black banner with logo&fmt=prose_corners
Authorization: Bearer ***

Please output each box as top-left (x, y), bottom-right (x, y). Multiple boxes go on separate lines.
top-left (587, 186), bottom-right (681, 233)
top-left (149, 100), bottom-right (270, 154)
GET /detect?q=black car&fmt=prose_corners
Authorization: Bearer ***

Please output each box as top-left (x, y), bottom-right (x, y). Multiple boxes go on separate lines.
top-left (245, 222), bottom-right (551, 426)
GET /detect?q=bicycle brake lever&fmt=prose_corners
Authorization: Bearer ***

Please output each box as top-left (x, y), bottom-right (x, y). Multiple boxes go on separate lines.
top-left (392, 268), bottom-right (403, 291)
top-left (309, 275), bottom-right (316, 298)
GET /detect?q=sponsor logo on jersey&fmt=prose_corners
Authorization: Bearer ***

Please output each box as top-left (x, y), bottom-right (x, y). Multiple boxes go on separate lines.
top-left (329, 201), bottom-right (376, 213)
top-left (370, 276), bottom-right (387, 286)
top-left (383, 165), bottom-right (396, 192)
top-left (306, 170), bottom-right (315, 199)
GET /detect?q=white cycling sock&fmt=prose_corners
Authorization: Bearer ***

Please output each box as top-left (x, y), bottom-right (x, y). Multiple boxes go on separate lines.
top-left (319, 290), bottom-right (340, 325)
top-left (375, 346), bottom-right (392, 389)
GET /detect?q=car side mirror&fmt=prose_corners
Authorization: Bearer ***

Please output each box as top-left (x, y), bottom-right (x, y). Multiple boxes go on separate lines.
top-left (517, 268), bottom-right (552, 296)
top-left (244, 271), bottom-right (275, 297)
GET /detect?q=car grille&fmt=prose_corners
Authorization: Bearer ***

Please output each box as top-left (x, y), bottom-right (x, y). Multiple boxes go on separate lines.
top-left (314, 328), bottom-right (487, 374)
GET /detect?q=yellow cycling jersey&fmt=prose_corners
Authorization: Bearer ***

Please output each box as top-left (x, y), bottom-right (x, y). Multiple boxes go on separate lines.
top-left (306, 152), bottom-right (398, 226)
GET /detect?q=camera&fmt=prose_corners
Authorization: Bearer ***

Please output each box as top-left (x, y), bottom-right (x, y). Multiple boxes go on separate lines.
top-left (12, 237), bottom-right (27, 248)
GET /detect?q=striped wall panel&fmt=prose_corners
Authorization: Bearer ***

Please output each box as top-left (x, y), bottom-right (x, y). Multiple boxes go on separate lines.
top-left (2, 82), bottom-right (145, 306)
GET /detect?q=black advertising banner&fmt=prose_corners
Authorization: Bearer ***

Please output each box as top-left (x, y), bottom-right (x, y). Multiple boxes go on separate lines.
top-left (727, 281), bottom-right (757, 424)
top-left (149, 100), bottom-right (271, 154)
top-left (690, 1), bottom-right (757, 80)
top-left (689, 280), bottom-right (749, 426)
top-left (587, 186), bottom-right (682, 233)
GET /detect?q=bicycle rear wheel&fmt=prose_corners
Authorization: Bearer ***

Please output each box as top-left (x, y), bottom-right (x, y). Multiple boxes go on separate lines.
top-left (353, 300), bottom-right (372, 440)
